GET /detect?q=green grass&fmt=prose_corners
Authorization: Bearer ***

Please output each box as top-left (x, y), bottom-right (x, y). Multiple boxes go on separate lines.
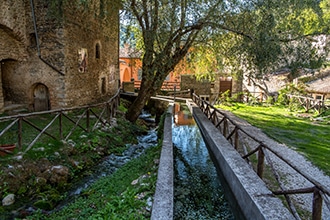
top-left (22, 106), bottom-right (164, 220)
top-left (0, 106), bottom-right (137, 160)
top-left (218, 103), bottom-right (330, 176)
top-left (28, 143), bottom-right (160, 220)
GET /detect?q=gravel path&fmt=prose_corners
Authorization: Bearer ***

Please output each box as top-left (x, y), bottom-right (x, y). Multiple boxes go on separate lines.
top-left (223, 110), bottom-right (330, 219)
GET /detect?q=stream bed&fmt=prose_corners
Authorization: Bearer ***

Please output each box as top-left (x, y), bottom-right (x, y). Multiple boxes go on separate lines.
top-left (53, 113), bottom-right (158, 212)
top-left (173, 105), bottom-right (234, 219)
top-left (2, 112), bottom-right (158, 219)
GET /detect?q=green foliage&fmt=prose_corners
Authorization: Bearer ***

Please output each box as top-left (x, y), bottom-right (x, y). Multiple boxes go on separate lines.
top-left (121, 0), bottom-right (329, 121)
top-left (217, 90), bottom-right (233, 105)
top-left (46, 0), bottom-right (64, 19)
top-left (118, 104), bottom-right (128, 113)
top-left (156, 112), bottom-right (166, 140)
top-left (91, 188), bottom-right (147, 219)
top-left (320, 0), bottom-right (330, 26)
top-left (276, 83), bottom-right (308, 110)
top-left (185, 0), bottom-right (328, 89)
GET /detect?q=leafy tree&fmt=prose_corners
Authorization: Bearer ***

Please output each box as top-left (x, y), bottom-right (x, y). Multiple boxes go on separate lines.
top-left (121, 0), bottom-right (329, 122)
top-left (190, 0), bottom-right (329, 94)
top-left (121, 0), bottom-right (221, 122)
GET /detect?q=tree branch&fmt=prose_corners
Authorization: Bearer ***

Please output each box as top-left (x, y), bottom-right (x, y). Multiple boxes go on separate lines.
top-left (203, 21), bottom-right (255, 41)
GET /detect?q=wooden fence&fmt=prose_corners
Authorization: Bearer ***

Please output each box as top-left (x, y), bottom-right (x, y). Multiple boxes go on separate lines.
top-left (0, 89), bottom-right (120, 156)
top-left (287, 94), bottom-right (328, 113)
top-left (192, 93), bottom-right (330, 220)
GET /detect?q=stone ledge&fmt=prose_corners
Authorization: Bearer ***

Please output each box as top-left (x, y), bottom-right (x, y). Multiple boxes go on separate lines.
top-left (192, 105), bottom-right (294, 220)
top-left (151, 105), bottom-right (174, 220)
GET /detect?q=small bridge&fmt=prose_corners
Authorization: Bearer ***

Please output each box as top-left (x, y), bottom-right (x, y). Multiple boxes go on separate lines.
top-left (152, 93), bottom-right (330, 220)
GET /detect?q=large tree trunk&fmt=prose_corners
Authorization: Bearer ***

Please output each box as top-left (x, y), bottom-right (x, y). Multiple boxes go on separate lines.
top-left (125, 80), bottom-right (154, 122)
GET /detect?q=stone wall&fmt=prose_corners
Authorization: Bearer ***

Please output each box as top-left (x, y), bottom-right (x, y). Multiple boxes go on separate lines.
top-left (0, 0), bottom-right (28, 61)
top-left (63, 1), bottom-right (120, 107)
top-left (0, 0), bottom-right (119, 112)
top-left (0, 0), bottom-right (29, 111)
top-left (180, 75), bottom-right (211, 96)
top-left (1, 56), bottom-right (65, 110)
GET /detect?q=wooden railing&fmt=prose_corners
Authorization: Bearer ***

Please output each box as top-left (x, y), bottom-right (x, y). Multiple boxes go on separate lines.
top-left (287, 94), bottom-right (328, 113)
top-left (192, 93), bottom-right (330, 220)
top-left (0, 89), bottom-right (120, 156)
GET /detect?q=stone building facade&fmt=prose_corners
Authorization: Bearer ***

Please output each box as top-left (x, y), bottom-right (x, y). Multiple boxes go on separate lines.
top-left (0, 0), bottom-right (120, 113)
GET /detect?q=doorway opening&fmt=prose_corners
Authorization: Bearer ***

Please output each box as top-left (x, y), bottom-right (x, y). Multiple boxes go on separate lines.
top-left (33, 83), bottom-right (50, 111)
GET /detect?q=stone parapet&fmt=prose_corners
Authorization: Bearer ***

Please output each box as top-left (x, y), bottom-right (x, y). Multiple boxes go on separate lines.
top-left (191, 104), bottom-right (294, 220)
top-left (151, 105), bottom-right (174, 220)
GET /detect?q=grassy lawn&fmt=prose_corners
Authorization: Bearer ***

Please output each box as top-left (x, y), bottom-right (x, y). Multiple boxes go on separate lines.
top-left (217, 103), bottom-right (330, 176)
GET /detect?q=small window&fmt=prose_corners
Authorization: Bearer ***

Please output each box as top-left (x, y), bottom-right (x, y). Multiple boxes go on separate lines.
top-left (29, 33), bottom-right (37, 48)
top-left (95, 43), bottom-right (101, 59)
top-left (101, 77), bottom-right (106, 94)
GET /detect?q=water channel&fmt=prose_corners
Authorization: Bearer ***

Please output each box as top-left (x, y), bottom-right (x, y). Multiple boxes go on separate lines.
top-left (173, 103), bottom-right (234, 219)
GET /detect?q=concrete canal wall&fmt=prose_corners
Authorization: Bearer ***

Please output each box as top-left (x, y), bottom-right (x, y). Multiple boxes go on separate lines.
top-left (191, 104), bottom-right (294, 220)
top-left (151, 100), bottom-right (294, 219)
top-left (151, 105), bottom-right (174, 220)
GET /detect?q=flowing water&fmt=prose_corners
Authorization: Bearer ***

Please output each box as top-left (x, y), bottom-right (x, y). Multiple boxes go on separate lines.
top-left (54, 112), bottom-right (158, 210)
top-left (173, 104), bottom-right (234, 219)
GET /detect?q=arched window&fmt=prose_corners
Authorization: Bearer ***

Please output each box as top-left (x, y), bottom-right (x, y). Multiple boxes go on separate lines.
top-left (95, 43), bottom-right (101, 59)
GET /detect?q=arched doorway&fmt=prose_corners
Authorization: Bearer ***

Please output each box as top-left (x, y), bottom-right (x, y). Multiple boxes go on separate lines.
top-left (33, 83), bottom-right (50, 111)
top-left (123, 68), bottom-right (131, 82)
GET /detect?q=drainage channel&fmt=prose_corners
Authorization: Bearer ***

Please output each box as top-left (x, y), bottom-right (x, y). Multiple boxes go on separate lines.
top-left (172, 104), bottom-right (234, 219)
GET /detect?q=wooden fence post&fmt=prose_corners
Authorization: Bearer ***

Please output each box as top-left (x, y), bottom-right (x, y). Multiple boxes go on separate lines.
top-left (312, 188), bottom-right (322, 220)
top-left (86, 108), bottom-right (90, 133)
top-left (18, 117), bottom-right (22, 150)
top-left (108, 102), bottom-right (112, 122)
top-left (223, 118), bottom-right (228, 137)
top-left (234, 128), bottom-right (239, 150)
top-left (59, 113), bottom-right (63, 140)
top-left (257, 146), bottom-right (265, 179)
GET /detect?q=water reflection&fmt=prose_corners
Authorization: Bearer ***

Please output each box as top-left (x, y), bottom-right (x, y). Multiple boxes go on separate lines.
top-left (173, 104), bottom-right (234, 220)
top-left (173, 103), bottom-right (195, 126)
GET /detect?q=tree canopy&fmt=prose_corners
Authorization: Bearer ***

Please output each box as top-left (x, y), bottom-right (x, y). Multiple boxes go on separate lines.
top-left (121, 0), bottom-right (330, 122)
